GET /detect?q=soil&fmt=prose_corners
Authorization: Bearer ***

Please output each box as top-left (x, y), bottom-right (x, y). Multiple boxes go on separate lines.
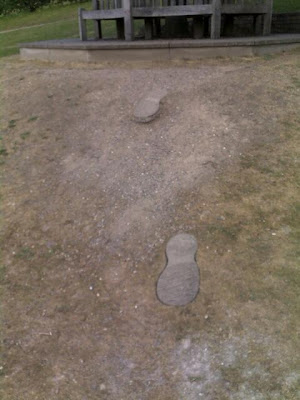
top-left (0, 51), bottom-right (299, 400)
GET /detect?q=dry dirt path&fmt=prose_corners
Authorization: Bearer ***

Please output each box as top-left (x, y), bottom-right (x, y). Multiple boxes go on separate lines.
top-left (0, 53), bottom-right (299, 400)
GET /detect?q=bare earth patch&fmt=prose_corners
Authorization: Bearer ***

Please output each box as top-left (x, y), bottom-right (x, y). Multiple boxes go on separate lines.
top-left (0, 52), bottom-right (299, 400)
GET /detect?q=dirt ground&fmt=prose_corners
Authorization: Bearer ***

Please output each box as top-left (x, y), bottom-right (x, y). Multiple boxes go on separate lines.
top-left (0, 51), bottom-right (299, 400)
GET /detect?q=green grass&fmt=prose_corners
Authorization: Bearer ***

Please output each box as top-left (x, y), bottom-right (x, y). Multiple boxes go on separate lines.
top-left (0, 146), bottom-right (8, 157)
top-left (0, 19), bottom-right (118, 58)
top-left (15, 247), bottom-right (35, 260)
top-left (8, 119), bottom-right (17, 128)
top-left (273, 0), bottom-right (300, 13)
top-left (0, 2), bottom-right (91, 31)
top-left (28, 116), bottom-right (39, 122)
top-left (20, 131), bottom-right (31, 140)
top-left (0, 2), bottom-right (118, 58)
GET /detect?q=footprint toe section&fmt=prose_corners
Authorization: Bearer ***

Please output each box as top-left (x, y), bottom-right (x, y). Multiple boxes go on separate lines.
top-left (157, 233), bottom-right (199, 306)
top-left (133, 88), bottom-right (167, 123)
top-left (134, 98), bottom-right (160, 123)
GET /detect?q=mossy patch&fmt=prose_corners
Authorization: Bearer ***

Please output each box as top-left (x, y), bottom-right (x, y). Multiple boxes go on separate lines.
top-left (15, 247), bottom-right (35, 260)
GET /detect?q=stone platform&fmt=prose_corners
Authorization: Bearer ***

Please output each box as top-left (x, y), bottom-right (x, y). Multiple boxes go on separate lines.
top-left (20, 34), bottom-right (300, 63)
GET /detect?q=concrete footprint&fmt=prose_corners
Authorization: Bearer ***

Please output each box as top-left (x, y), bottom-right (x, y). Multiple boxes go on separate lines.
top-left (157, 233), bottom-right (200, 306)
top-left (133, 88), bottom-right (167, 123)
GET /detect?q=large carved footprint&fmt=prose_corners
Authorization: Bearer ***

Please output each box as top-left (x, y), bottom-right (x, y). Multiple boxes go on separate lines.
top-left (156, 233), bottom-right (199, 306)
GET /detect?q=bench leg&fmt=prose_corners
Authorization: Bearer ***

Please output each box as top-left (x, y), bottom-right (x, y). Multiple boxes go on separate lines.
top-left (211, 0), bottom-right (221, 39)
top-left (92, 0), bottom-right (101, 39)
top-left (94, 20), bottom-right (102, 40)
top-left (262, 12), bottom-right (272, 35)
top-left (193, 16), bottom-right (204, 39)
top-left (116, 19), bottom-right (125, 40)
top-left (78, 8), bottom-right (87, 41)
top-left (123, 0), bottom-right (134, 41)
top-left (263, 0), bottom-right (273, 35)
top-left (145, 18), bottom-right (153, 40)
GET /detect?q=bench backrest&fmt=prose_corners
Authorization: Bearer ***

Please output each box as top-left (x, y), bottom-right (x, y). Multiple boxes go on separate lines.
top-left (92, 0), bottom-right (272, 11)
top-left (93, 0), bottom-right (123, 10)
top-left (133, 0), bottom-right (213, 6)
top-left (221, 0), bottom-right (272, 14)
top-left (93, 0), bottom-right (214, 10)
top-left (222, 0), bottom-right (268, 4)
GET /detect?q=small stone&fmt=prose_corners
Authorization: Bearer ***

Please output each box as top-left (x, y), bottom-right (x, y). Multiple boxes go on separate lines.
top-left (182, 338), bottom-right (191, 349)
top-left (280, 225), bottom-right (292, 235)
top-left (99, 384), bottom-right (106, 391)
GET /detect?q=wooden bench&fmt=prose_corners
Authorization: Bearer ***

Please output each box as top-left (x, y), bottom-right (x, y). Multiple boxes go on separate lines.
top-left (78, 0), bottom-right (273, 41)
top-left (78, 0), bottom-right (133, 41)
top-left (132, 1), bottom-right (218, 39)
top-left (222, 0), bottom-right (273, 36)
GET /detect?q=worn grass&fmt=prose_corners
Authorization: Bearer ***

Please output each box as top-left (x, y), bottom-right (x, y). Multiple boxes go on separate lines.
top-left (173, 100), bottom-right (300, 398)
top-left (0, 50), bottom-right (299, 399)
top-left (0, 2), bottom-right (119, 58)
top-left (0, 20), bottom-right (119, 57)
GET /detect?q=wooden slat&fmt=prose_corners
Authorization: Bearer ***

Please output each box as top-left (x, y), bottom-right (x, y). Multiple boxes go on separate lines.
top-left (133, 4), bottom-right (213, 17)
top-left (82, 9), bottom-right (124, 19)
top-left (221, 0), bottom-right (266, 4)
top-left (92, 0), bottom-right (98, 10)
top-left (78, 8), bottom-right (87, 40)
top-left (221, 4), bottom-right (268, 13)
top-left (92, 0), bottom-right (102, 39)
